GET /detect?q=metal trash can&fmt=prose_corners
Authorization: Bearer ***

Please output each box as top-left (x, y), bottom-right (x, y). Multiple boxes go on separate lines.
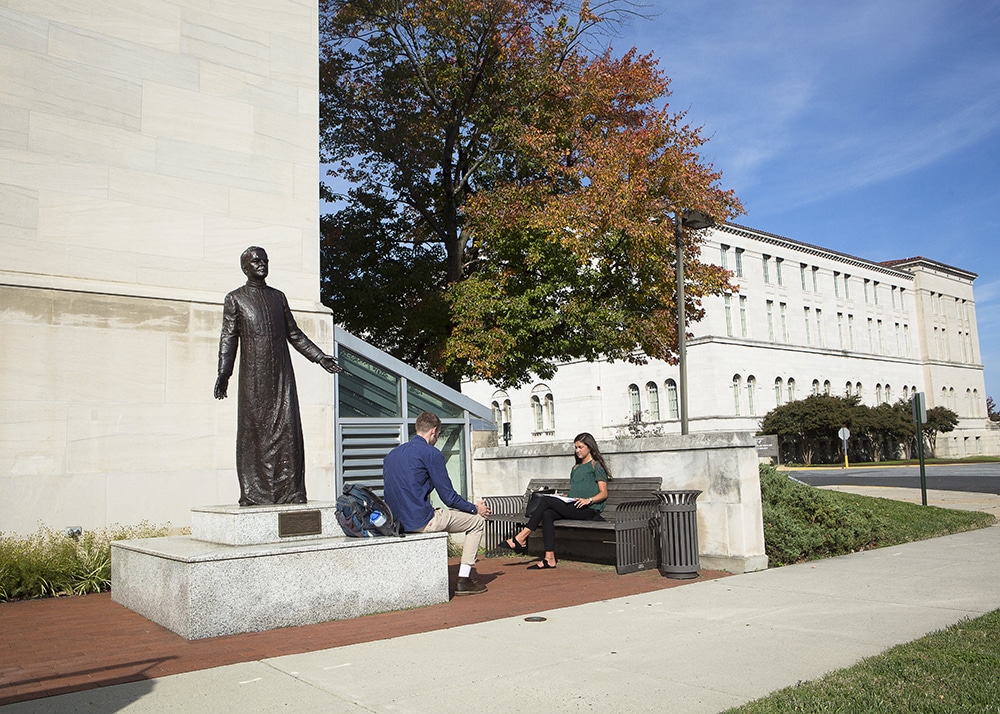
top-left (655, 490), bottom-right (701, 579)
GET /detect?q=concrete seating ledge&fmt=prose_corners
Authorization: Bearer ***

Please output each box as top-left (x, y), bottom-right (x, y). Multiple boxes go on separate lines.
top-left (111, 509), bottom-right (449, 640)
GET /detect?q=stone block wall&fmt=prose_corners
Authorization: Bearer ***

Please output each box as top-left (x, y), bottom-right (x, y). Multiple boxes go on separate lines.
top-left (472, 433), bottom-right (768, 573)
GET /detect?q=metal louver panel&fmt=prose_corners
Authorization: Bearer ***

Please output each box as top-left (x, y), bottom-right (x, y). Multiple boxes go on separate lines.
top-left (340, 424), bottom-right (403, 494)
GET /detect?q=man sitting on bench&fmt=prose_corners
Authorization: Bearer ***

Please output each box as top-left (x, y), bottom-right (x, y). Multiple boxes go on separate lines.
top-left (383, 411), bottom-right (491, 596)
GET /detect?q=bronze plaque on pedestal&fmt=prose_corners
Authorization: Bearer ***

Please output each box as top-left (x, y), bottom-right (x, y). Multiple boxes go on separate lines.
top-left (278, 510), bottom-right (322, 537)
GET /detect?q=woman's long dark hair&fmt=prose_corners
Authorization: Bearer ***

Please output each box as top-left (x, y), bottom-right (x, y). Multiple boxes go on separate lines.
top-left (573, 432), bottom-right (612, 480)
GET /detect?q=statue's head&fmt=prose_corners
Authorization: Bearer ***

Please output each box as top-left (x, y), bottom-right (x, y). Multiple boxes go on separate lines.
top-left (241, 246), bottom-right (268, 281)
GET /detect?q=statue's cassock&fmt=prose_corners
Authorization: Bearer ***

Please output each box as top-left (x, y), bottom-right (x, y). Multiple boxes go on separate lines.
top-left (217, 282), bottom-right (326, 506)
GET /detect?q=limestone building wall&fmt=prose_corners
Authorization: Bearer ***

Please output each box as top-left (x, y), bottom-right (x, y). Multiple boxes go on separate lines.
top-left (1, 0), bottom-right (333, 533)
top-left (464, 223), bottom-right (998, 458)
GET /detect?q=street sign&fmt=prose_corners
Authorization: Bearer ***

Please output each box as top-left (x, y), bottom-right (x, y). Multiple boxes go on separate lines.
top-left (912, 392), bottom-right (927, 424)
top-left (838, 427), bottom-right (850, 468)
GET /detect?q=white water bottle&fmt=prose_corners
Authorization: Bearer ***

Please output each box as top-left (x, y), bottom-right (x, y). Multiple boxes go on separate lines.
top-left (369, 510), bottom-right (387, 528)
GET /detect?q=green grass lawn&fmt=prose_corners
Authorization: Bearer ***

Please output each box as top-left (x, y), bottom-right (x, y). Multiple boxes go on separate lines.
top-left (725, 609), bottom-right (1000, 713)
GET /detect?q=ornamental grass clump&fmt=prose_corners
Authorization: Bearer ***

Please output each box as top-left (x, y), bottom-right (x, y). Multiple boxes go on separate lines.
top-left (0, 522), bottom-right (169, 601)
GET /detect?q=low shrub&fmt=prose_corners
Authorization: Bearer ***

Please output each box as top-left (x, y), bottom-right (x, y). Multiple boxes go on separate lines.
top-left (0, 522), bottom-right (169, 601)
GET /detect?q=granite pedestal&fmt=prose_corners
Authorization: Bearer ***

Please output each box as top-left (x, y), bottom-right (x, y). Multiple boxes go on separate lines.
top-left (111, 502), bottom-right (449, 640)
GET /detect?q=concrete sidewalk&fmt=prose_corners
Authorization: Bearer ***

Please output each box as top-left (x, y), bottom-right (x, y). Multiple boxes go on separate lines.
top-left (5, 517), bottom-right (999, 713)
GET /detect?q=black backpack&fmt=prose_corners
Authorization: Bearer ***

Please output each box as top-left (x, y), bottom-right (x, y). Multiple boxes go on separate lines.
top-left (335, 484), bottom-right (404, 538)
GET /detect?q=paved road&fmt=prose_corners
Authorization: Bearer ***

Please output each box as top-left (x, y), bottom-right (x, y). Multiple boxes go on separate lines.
top-left (791, 462), bottom-right (1000, 495)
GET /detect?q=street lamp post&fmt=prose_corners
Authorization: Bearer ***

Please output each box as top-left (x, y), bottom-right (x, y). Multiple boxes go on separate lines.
top-left (675, 209), bottom-right (715, 436)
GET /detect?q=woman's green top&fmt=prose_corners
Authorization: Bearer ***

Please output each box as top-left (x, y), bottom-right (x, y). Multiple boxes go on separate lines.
top-left (568, 461), bottom-right (608, 512)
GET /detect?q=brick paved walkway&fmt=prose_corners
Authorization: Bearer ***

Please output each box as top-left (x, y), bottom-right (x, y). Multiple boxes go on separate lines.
top-left (0, 557), bottom-right (726, 705)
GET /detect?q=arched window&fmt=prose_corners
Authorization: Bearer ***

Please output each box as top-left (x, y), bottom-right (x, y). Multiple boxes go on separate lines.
top-left (531, 384), bottom-right (554, 432)
top-left (949, 387), bottom-right (956, 411)
top-left (823, 380), bottom-right (831, 396)
top-left (492, 391), bottom-right (511, 440)
top-left (646, 382), bottom-right (660, 421)
top-left (903, 386), bottom-right (909, 401)
top-left (845, 382), bottom-right (853, 397)
top-left (531, 395), bottom-right (543, 431)
top-left (774, 377), bottom-right (784, 406)
top-left (666, 379), bottom-right (679, 419)
top-left (875, 384), bottom-right (883, 405)
top-left (811, 379), bottom-right (820, 396)
top-left (787, 378), bottom-right (796, 402)
top-left (746, 375), bottom-right (757, 416)
top-left (941, 386), bottom-right (948, 409)
top-left (732, 374), bottom-right (742, 416)
top-left (973, 389), bottom-right (980, 417)
top-left (628, 384), bottom-right (641, 422)
top-left (884, 384), bottom-right (891, 403)
top-left (856, 382), bottom-right (863, 402)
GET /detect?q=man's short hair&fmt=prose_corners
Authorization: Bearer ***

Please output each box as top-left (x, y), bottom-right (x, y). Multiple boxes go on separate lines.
top-left (415, 411), bottom-right (441, 434)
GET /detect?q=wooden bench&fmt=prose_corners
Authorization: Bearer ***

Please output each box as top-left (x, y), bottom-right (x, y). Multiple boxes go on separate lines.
top-left (483, 477), bottom-right (662, 574)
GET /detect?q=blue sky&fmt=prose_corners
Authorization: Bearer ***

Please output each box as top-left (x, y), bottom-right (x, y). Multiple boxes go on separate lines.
top-left (608, 0), bottom-right (1000, 402)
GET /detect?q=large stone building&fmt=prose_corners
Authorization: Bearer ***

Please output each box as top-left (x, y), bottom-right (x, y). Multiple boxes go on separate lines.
top-left (0, 1), bottom-right (497, 536)
top-left (463, 222), bottom-right (998, 458)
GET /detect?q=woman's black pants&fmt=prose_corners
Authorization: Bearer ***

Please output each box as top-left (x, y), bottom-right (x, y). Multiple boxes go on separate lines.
top-left (525, 497), bottom-right (599, 552)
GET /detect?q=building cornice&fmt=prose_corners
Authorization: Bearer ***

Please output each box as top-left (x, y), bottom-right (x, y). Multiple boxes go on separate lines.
top-left (879, 256), bottom-right (978, 282)
top-left (717, 223), bottom-right (916, 281)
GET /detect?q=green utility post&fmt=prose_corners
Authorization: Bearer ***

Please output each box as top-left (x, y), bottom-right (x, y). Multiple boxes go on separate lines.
top-left (912, 392), bottom-right (928, 506)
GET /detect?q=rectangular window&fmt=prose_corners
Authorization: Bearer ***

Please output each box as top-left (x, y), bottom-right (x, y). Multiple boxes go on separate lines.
top-left (739, 296), bottom-right (748, 337)
top-left (800, 263), bottom-right (808, 291)
top-left (724, 295), bottom-right (733, 336)
top-left (891, 286), bottom-right (897, 309)
top-left (864, 279), bottom-right (871, 304)
top-left (762, 255), bottom-right (771, 284)
top-left (766, 300), bottom-right (775, 341)
top-left (780, 302), bottom-right (788, 342)
top-left (833, 271), bottom-right (840, 298)
top-left (844, 274), bottom-right (851, 300)
top-left (735, 248), bottom-right (744, 278)
top-left (877, 319), bottom-right (885, 354)
top-left (811, 266), bottom-right (819, 293)
top-left (895, 322), bottom-right (902, 356)
top-left (837, 312), bottom-right (844, 348)
top-left (931, 292), bottom-right (937, 314)
top-left (804, 307), bottom-right (812, 345)
top-left (903, 324), bottom-right (910, 356)
top-left (848, 314), bottom-right (855, 350)
top-left (815, 308), bottom-right (823, 347)
top-left (867, 318), bottom-right (874, 352)
top-left (898, 286), bottom-right (904, 310)
top-left (873, 281), bottom-right (879, 305)
top-left (719, 244), bottom-right (729, 269)
top-left (775, 257), bottom-right (784, 286)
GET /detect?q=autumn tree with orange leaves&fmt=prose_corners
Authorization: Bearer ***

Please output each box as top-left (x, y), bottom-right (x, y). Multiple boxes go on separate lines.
top-left (320, 0), bottom-right (743, 388)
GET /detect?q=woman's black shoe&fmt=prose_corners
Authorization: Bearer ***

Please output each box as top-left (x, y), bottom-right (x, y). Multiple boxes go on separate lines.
top-left (500, 538), bottom-right (528, 553)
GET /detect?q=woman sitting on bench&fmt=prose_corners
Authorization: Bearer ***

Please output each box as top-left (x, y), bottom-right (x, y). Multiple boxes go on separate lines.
top-left (500, 432), bottom-right (612, 569)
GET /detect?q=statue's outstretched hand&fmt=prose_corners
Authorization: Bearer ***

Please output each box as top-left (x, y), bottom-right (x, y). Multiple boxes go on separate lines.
top-left (319, 355), bottom-right (344, 374)
top-left (214, 374), bottom-right (229, 399)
